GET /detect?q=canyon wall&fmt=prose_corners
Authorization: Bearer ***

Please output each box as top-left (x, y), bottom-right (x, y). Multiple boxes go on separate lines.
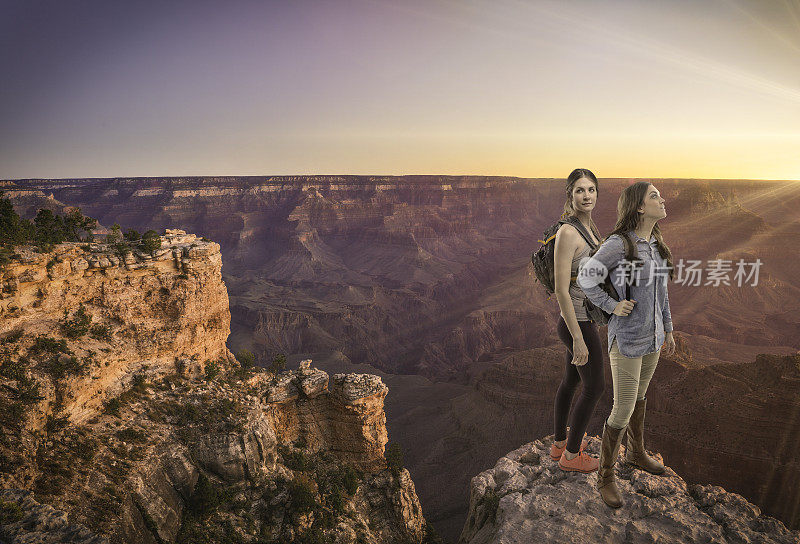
top-left (0, 232), bottom-right (430, 544)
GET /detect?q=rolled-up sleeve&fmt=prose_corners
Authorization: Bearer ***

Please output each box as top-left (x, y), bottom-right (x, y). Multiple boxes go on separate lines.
top-left (577, 235), bottom-right (625, 315)
top-left (662, 279), bottom-right (673, 333)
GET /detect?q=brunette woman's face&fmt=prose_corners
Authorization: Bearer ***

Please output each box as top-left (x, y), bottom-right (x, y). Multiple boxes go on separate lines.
top-left (638, 184), bottom-right (667, 221)
top-left (571, 177), bottom-right (597, 212)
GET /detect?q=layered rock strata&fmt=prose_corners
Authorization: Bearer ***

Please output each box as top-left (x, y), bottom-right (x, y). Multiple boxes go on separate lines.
top-left (1, 364), bottom-right (426, 543)
top-left (0, 229), bottom-right (428, 543)
top-left (0, 229), bottom-right (234, 429)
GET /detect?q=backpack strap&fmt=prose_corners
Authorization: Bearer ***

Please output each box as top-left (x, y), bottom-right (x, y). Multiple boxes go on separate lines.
top-left (619, 232), bottom-right (641, 301)
top-left (560, 216), bottom-right (598, 251)
top-left (559, 217), bottom-right (598, 286)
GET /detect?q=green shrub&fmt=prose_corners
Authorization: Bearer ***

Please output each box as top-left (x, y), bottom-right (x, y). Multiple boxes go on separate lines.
top-left (29, 336), bottom-right (70, 355)
top-left (47, 354), bottom-right (87, 380)
top-left (204, 360), bottom-right (221, 381)
top-left (124, 229), bottom-right (141, 241)
top-left (89, 323), bottom-right (111, 341)
top-left (106, 223), bottom-right (123, 244)
top-left (289, 474), bottom-right (317, 514)
top-left (59, 304), bottom-right (92, 339)
top-left (385, 442), bottom-right (404, 477)
top-left (279, 445), bottom-right (310, 472)
top-left (140, 230), bottom-right (162, 253)
top-left (235, 350), bottom-right (255, 370)
top-left (0, 354), bottom-right (27, 381)
top-left (187, 473), bottom-right (233, 519)
top-left (0, 499), bottom-right (24, 524)
top-left (72, 438), bottom-right (98, 462)
top-left (112, 241), bottom-right (129, 257)
top-left (14, 374), bottom-right (41, 403)
top-left (268, 354), bottom-right (286, 374)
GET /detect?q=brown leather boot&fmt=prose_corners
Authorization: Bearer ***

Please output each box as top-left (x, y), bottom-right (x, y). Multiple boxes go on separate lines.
top-left (624, 397), bottom-right (665, 475)
top-left (597, 421), bottom-right (626, 508)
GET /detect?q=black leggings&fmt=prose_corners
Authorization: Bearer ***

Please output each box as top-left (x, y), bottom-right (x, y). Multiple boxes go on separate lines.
top-left (554, 316), bottom-right (606, 453)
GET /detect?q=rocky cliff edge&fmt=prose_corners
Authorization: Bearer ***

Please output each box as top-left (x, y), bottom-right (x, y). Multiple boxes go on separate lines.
top-left (0, 230), bottom-right (429, 543)
top-left (459, 435), bottom-right (800, 544)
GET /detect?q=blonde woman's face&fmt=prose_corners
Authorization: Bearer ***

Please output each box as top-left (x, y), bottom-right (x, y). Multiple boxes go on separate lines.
top-left (638, 184), bottom-right (667, 220)
top-left (571, 177), bottom-right (597, 212)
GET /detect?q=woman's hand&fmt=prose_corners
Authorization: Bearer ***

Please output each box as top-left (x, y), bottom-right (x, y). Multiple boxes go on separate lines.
top-left (613, 299), bottom-right (636, 316)
top-left (572, 337), bottom-right (589, 366)
top-left (663, 332), bottom-right (676, 356)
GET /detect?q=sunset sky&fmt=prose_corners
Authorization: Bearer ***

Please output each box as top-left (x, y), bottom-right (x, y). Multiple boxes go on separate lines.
top-left (2, 0), bottom-right (799, 180)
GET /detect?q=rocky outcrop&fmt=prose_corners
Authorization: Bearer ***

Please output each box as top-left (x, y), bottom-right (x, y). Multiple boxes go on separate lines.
top-left (1, 357), bottom-right (427, 544)
top-left (459, 435), bottom-right (800, 544)
top-left (261, 360), bottom-right (389, 472)
top-left (0, 227), bottom-right (430, 543)
top-left (0, 490), bottom-right (106, 544)
top-left (0, 229), bottom-right (234, 429)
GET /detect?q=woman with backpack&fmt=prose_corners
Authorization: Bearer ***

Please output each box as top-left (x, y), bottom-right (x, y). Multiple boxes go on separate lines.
top-left (577, 181), bottom-right (677, 509)
top-left (548, 168), bottom-right (606, 473)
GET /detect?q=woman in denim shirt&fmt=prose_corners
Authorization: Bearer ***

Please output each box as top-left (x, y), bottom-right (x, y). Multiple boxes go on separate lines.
top-left (577, 181), bottom-right (677, 509)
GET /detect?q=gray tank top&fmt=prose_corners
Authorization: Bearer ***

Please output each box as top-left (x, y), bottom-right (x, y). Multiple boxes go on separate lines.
top-left (566, 242), bottom-right (592, 321)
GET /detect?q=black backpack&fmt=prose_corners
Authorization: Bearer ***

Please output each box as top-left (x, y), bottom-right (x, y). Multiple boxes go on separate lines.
top-left (531, 218), bottom-right (639, 324)
top-left (531, 216), bottom-right (599, 297)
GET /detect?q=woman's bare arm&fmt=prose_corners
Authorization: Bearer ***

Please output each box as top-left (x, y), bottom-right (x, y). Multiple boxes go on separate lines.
top-left (553, 224), bottom-right (587, 363)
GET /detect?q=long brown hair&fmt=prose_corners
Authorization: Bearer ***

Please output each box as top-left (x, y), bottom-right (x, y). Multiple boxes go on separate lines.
top-left (561, 168), bottom-right (602, 242)
top-left (607, 181), bottom-right (674, 280)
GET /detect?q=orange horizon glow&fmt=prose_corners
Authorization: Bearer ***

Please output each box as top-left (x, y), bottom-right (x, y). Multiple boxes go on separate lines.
top-left (2, 1), bottom-right (800, 181)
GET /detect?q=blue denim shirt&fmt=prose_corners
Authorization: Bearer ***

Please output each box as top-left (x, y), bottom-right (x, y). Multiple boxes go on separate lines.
top-left (577, 230), bottom-right (673, 358)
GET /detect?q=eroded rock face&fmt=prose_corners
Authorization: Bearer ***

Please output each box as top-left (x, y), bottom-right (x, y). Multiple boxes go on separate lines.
top-left (1, 361), bottom-right (426, 544)
top-left (0, 228), bottom-right (429, 543)
top-left (459, 435), bottom-right (800, 544)
top-left (0, 489), bottom-right (107, 544)
top-left (263, 367), bottom-right (390, 472)
top-left (0, 233), bottom-right (235, 428)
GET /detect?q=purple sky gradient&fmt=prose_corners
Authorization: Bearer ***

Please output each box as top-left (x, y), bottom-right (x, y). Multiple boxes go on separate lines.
top-left (2, 0), bottom-right (800, 179)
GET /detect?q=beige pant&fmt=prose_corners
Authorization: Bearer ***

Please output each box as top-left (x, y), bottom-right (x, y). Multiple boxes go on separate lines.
top-left (606, 338), bottom-right (661, 429)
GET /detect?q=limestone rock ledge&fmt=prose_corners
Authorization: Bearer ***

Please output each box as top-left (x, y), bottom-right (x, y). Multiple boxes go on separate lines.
top-left (459, 435), bottom-right (800, 544)
top-left (260, 360), bottom-right (390, 472)
top-left (0, 489), bottom-right (107, 544)
top-left (0, 229), bottom-right (235, 427)
top-left (0, 364), bottom-right (426, 544)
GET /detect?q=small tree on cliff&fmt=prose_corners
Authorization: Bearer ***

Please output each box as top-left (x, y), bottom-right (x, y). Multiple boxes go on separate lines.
top-left (105, 223), bottom-right (123, 244)
top-left (124, 228), bottom-right (141, 241)
top-left (268, 353), bottom-right (287, 374)
top-left (385, 442), bottom-right (404, 478)
top-left (140, 230), bottom-right (162, 253)
top-left (0, 191), bottom-right (33, 246)
top-left (33, 208), bottom-right (66, 251)
top-left (235, 350), bottom-right (255, 371)
top-left (62, 208), bottom-right (97, 242)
